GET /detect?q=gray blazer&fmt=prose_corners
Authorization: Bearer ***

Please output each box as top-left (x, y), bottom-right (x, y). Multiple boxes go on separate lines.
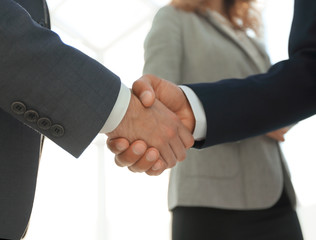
top-left (144, 5), bottom-right (296, 210)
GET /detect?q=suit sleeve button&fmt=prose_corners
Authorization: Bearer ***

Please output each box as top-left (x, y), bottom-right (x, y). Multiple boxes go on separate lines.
top-left (50, 124), bottom-right (65, 137)
top-left (11, 102), bottom-right (26, 115)
top-left (37, 117), bottom-right (52, 130)
top-left (24, 110), bottom-right (39, 123)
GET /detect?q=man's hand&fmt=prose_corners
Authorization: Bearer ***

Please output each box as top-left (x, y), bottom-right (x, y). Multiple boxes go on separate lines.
top-left (106, 92), bottom-right (194, 168)
top-left (106, 75), bottom-right (197, 175)
top-left (132, 74), bottom-right (196, 133)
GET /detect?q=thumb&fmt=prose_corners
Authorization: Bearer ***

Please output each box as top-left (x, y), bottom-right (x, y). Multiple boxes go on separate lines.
top-left (132, 75), bottom-right (157, 107)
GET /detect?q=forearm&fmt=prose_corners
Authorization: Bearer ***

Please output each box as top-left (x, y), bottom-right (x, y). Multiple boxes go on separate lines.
top-left (0, 0), bottom-right (121, 157)
top-left (188, 0), bottom-right (316, 148)
top-left (188, 55), bottom-right (316, 148)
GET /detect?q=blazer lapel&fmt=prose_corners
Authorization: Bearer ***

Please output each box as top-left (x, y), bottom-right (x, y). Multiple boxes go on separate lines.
top-left (201, 10), bottom-right (269, 72)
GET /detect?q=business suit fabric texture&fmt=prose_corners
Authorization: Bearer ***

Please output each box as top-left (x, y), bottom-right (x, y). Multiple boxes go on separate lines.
top-left (144, 5), bottom-right (295, 211)
top-left (0, 1), bottom-right (47, 239)
top-left (0, 0), bottom-right (121, 158)
top-left (0, 0), bottom-right (121, 239)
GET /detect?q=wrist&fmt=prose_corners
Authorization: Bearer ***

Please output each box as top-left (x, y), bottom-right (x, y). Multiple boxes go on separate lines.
top-left (107, 93), bottom-right (139, 137)
top-left (101, 84), bottom-right (131, 134)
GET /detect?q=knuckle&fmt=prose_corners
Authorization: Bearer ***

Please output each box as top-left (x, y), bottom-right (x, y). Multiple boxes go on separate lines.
top-left (132, 80), bottom-right (140, 89)
top-left (156, 137), bottom-right (165, 148)
top-left (166, 127), bottom-right (177, 139)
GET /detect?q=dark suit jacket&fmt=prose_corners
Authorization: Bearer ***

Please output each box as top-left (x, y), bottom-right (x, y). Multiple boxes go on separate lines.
top-left (0, 0), bottom-right (121, 239)
top-left (188, 0), bottom-right (316, 148)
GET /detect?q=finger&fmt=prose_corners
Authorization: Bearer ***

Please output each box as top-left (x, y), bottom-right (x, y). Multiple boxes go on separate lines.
top-left (178, 125), bottom-right (195, 150)
top-left (114, 140), bottom-right (147, 167)
top-left (275, 131), bottom-right (285, 141)
top-left (128, 148), bottom-right (160, 173)
top-left (279, 134), bottom-right (285, 142)
top-left (145, 159), bottom-right (168, 176)
top-left (269, 132), bottom-right (285, 142)
top-left (158, 143), bottom-right (177, 169)
top-left (169, 135), bottom-right (187, 163)
top-left (106, 138), bottom-right (130, 154)
top-left (132, 75), bottom-right (158, 107)
top-left (152, 109), bottom-right (183, 167)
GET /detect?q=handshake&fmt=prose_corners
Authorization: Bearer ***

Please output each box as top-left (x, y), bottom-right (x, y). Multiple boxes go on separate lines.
top-left (106, 74), bottom-right (196, 176)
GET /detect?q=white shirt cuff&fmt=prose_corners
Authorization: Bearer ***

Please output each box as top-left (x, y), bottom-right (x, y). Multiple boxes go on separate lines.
top-left (100, 83), bottom-right (131, 133)
top-left (179, 85), bottom-right (207, 141)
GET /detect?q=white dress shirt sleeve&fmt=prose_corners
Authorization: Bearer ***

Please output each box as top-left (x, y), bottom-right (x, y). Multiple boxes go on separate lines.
top-left (100, 83), bottom-right (131, 134)
top-left (179, 85), bottom-right (207, 141)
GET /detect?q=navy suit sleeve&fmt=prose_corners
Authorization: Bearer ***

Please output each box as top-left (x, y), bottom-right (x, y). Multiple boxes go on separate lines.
top-left (0, 0), bottom-right (121, 157)
top-left (188, 0), bottom-right (316, 148)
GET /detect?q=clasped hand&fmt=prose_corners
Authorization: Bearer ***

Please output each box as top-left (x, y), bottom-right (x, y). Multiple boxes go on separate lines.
top-left (106, 75), bottom-right (195, 175)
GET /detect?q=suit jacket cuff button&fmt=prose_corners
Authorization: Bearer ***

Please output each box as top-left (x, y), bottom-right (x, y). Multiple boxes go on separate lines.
top-left (50, 124), bottom-right (65, 138)
top-left (37, 117), bottom-right (52, 130)
top-left (11, 101), bottom-right (26, 115)
top-left (24, 110), bottom-right (39, 123)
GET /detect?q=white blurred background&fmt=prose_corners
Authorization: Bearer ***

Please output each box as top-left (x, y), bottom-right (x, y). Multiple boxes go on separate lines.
top-left (25, 0), bottom-right (316, 239)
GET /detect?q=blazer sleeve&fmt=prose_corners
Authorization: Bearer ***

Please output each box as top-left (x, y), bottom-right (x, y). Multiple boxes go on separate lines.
top-left (187, 0), bottom-right (316, 148)
top-left (0, 0), bottom-right (121, 157)
top-left (143, 6), bottom-right (183, 84)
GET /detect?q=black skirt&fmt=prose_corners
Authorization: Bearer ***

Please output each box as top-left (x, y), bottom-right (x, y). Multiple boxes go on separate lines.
top-left (172, 188), bottom-right (304, 240)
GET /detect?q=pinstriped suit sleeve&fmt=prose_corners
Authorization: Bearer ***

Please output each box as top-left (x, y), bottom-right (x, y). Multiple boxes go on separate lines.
top-left (0, 0), bottom-right (121, 157)
top-left (187, 0), bottom-right (316, 148)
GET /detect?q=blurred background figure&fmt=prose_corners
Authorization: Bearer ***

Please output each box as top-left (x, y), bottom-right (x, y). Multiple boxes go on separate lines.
top-left (143, 0), bottom-right (303, 239)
